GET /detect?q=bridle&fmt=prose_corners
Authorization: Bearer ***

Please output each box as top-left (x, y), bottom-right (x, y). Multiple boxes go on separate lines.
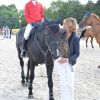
top-left (36, 36), bottom-right (58, 57)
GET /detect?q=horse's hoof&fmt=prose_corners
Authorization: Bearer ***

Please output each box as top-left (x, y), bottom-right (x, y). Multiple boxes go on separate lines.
top-left (28, 94), bottom-right (34, 99)
top-left (98, 66), bottom-right (100, 68)
top-left (22, 83), bottom-right (26, 87)
top-left (49, 97), bottom-right (54, 100)
top-left (25, 82), bottom-right (29, 87)
top-left (21, 81), bottom-right (26, 87)
top-left (21, 79), bottom-right (25, 83)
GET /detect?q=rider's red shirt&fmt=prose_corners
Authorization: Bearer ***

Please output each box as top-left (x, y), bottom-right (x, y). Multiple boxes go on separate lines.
top-left (24, 1), bottom-right (44, 24)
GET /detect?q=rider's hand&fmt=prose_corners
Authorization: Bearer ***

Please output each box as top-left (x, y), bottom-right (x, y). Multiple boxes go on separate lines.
top-left (41, 19), bottom-right (44, 23)
top-left (31, 22), bottom-right (36, 26)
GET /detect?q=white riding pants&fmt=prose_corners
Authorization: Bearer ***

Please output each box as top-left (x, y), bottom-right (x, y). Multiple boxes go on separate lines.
top-left (7, 29), bottom-right (11, 38)
top-left (24, 24), bottom-right (33, 40)
top-left (55, 62), bottom-right (75, 100)
top-left (2, 30), bottom-right (6, 38)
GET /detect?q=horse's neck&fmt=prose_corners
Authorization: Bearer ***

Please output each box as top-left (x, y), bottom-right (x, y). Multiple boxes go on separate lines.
top-left (91, 17), bottom-right (100, 26)
top-left (90, 17), bottom-right (100, 35)
top-left (36, 30), bottom-right (47, 48)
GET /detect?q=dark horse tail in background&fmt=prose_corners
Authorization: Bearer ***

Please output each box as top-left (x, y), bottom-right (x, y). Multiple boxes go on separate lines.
top-left (16, 18), bottom-right (61, 100)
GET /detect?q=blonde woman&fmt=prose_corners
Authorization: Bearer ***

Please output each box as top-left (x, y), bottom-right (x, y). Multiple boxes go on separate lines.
top-left (56, 17), bottom-right (80, 100)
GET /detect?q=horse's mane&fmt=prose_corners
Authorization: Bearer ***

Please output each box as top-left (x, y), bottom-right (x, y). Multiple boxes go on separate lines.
top-left (92, 13), bottom-right (100, 21)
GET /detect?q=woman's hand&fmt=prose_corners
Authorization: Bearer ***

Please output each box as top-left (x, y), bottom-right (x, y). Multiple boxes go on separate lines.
top-left (57, 57), bottom-right (69, 64)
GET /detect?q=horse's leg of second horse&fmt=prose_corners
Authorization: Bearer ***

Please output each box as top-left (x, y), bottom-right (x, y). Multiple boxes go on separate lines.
top-left (86, 37), bottom-right (89, 48)
top-left (90, 36), bottom-right (94, 48)
top-left (46, 62), bottom-right (54, 100)
top-left (18, 50), bottom-right (25, 85)
top-left (28, 60), bottom-right (35, 98)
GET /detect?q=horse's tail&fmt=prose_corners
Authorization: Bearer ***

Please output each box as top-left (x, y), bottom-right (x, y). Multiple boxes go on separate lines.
top-left (80, 29), bottom-right (86, 39)
top-left (16, 30), bottom-right (21, 51)
top-left (16, 27), bottom-right (25, 51)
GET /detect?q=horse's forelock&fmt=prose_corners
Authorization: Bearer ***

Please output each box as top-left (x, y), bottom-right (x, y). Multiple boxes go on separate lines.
top-left (45, 18), bottom-right (59, 25)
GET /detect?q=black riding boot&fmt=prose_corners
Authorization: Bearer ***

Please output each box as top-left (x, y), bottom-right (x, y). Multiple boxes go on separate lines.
top-left (21, 38), bottom-right (27, 57)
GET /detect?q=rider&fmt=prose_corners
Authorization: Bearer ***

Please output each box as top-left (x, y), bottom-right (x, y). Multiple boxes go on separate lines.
top-left (21, 0), bottom-right (44, 57)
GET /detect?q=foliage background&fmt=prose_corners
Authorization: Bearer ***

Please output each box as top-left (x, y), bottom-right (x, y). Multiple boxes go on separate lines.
top-left (0, 0), bottom-right (100, 29)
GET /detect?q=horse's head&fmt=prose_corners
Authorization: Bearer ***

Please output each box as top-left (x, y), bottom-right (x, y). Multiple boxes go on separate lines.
top-left (79, 12), bottom-right (92, 28)
top-left (44, 23), bottom-right (60, 59)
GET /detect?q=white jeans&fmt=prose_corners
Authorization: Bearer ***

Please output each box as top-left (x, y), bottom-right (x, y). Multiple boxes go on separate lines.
top-left (55, 62), bottom-right (75, 100)
top-left (24, 24), bottom-right (33, 40)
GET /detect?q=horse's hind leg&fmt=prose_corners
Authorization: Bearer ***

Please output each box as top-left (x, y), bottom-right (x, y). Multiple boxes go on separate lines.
top-left (90, 36), bottom-right (94, 48)
top-left (28, 60), bottom-right (35, 98)
top-left (26, 59), bottom-right (30, 85)
top-left (18, 50), bottom-right (25, 85)
top-left (46, 62), bottom-right (54, 100)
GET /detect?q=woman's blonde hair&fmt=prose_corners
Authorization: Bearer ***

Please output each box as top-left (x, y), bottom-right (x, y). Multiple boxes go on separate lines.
top-left (63, 17), bottom-right (78, 33)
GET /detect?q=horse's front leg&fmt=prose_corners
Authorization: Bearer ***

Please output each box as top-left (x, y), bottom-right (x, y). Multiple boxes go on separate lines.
top-left (86, 37), bottom-right (89, 48)
top-left (28, 60), bottom-right (35, 98)
top-left (46, 62), bottom-right (54, 100)
top-left (26, 59), bottom-right (30, 85)
top-left (18, 52), bottom-right (25, 85)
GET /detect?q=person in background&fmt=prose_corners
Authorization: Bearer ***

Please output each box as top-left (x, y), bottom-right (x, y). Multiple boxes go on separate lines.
top-left (21, 0), bottom-right (44, 57)
top-left (6, 26), bottom-right (11, 39)
top-left (56, 17), bottom-right (80, 100)
top-left (2, 27), bottom-right (6, 39)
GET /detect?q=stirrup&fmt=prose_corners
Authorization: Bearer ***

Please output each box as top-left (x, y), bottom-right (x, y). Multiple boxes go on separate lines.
top-left (21, 50), bottom-right (27, 58)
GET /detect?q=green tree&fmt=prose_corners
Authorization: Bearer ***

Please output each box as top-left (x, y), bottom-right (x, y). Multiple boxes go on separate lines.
top-left (93, 0), bottom-right (100, 16)
top-left (45, 0), bottom-right (86, 24)
top-left (19, 10), bottom-right (27, 27)
top-left (0, 4), bottom-right (19, 28)
top-left (85, 1), bottom-right (95, 12)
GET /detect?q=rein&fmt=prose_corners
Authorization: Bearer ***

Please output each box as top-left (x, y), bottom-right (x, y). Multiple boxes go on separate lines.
top-left (36, 34), bottom-right (50, 57)
top-left (35, 33), bottom-right (55, 65)
top-left (35, 26), bottom-right (59, 64)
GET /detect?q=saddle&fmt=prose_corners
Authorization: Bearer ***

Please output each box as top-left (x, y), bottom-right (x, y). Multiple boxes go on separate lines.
top-left (27, 21), bottom-right (47, 45)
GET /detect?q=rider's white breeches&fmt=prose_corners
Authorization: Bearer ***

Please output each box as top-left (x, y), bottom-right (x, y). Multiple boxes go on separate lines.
top-left (24, 24), bottom-right (33, 40)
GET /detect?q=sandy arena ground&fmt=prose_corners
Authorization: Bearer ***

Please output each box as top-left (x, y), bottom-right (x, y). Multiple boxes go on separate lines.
top-left (0, 35), bottom-right (100, 100)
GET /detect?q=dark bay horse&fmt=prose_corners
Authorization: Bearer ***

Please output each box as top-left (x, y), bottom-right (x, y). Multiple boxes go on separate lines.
top-left (16, 19), bottom-right (61, 100)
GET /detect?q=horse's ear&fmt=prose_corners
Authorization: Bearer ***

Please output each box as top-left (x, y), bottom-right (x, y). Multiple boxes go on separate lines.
top-left (57, 14), bottom-right (64, 24)
top-left (44, 17), bottom-right (49, 23)
top-left (84, 11), bottom-right (91, 17)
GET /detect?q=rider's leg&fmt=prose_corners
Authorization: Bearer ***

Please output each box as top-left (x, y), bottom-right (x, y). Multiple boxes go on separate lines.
top-left (21, 24), bottom-right (33, 57)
